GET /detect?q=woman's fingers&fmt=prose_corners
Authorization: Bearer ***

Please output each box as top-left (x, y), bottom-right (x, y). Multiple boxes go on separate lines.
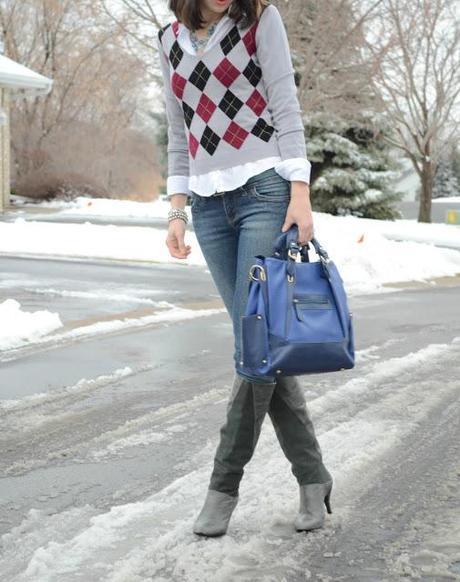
top-left (165, 221), bottom-right (191, 259)
top-left (281, 206), bottom-right (314, 245)
top-left (297, 220), bottom-right (313, 245)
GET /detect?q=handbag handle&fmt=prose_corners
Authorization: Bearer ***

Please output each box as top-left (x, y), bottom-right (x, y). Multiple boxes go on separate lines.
top-left (272, 225), bottom-right (330, 262)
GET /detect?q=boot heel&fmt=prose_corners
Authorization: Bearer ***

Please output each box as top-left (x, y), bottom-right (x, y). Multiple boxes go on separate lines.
top-left (324, 489), bottom-right (332, 514)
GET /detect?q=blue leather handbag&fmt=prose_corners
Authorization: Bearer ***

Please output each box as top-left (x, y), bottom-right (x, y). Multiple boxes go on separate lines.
top-left (236, 225), bottom-right (355, 378)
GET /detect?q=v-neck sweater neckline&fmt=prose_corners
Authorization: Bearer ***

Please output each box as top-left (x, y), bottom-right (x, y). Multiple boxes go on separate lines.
top-left (176, 13), bottom-right (234, 58)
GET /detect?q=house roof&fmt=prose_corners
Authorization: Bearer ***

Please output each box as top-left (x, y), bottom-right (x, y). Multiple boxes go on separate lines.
top-left (0, 54), bottom-right (52, 96)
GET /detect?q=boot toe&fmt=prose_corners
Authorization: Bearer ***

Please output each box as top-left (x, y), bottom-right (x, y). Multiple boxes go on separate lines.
top-left (192, 490), bottom-right (239, 537)
top-left (294, 513), bottom-right (325, 531)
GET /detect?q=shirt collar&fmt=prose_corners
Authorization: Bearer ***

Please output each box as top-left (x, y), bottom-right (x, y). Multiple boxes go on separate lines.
top-left (178, 12), bottom-right (232, 38)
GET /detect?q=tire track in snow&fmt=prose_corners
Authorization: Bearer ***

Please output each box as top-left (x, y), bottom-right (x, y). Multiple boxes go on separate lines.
top-left (1, 337), bottom-right (459, 581)
top-left (0, 373), bottom-right (230, 476)
top-left (0, 339), bottom-right (414, 475)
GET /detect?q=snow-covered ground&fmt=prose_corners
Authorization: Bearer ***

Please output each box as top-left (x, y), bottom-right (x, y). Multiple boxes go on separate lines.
top-left (2, 197), bottom-right (460, 292)
top-left (433, 195), bottom-right (460, 203)
top-left (1, 197), bottom-right (459, 581)
top-left (1, 196), bottom-right (459, 351)
top-left (0, 298), bottom-right (63, 350)
top-left (0, 296), bottom-right (224, 352)
top-left (1, 331), bottom-right (459, 581)
top-left (11, 191), bottom-right (460, 219)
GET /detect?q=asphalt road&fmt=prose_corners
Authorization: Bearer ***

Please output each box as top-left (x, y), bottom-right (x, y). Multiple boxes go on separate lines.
top-left (0, 255), bottom-right (459, 581)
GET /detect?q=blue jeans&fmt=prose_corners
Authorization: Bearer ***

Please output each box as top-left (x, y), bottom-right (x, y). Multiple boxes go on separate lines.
top-left (190, 167), bottom-right (291, 384)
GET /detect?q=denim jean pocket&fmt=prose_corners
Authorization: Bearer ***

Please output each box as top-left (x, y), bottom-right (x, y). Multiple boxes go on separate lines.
top-left (251, 176), bottom-right (291, 201)
top-left (190, 193), bottom-right (202, 210)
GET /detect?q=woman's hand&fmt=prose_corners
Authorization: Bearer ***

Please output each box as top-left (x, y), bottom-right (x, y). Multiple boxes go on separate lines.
top-left (166, 218), bottom-right (192, 259)
top-left (281, 181), bottom-right (314, 245)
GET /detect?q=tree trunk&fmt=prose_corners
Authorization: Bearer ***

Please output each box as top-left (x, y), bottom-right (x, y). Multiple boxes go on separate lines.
top-left (418, 152), bottom-right (434, 223)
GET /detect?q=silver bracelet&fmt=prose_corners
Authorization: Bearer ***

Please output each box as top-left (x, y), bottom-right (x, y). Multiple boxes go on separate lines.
top-left (168, 207), bottom-right (189, 224)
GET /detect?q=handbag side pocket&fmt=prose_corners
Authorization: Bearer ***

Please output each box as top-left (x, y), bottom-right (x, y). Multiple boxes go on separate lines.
top-left (241, 313), bottom-right (269, 370)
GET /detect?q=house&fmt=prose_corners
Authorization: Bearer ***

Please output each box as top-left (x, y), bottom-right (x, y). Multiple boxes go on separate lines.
top-left (0, 53), bottom-right (52, 212)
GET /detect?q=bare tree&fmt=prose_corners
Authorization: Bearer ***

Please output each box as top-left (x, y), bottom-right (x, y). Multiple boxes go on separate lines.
top-left (99, 0), bottom-right (164, 52)
top-left (1, 0), bottom-right (151, 196)
top-left (365, 0), bottom-right (460, 222)
top-left (3, 1), bottom-right (106, 169)
top-left (282, 0), bottom-right (386, 121)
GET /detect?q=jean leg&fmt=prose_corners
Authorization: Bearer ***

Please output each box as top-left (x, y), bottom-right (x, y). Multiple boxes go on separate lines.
top-left (231, 177), bottom-right (291, 384)
top-left (190, 193), bottom-right (238, 319)
top-left (268, 376), bottom-right (333, 485)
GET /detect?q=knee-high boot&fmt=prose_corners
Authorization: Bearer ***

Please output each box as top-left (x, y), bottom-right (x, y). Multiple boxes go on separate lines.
top-left (267, 375), bottom-right (333, 531)
top-left (267, 375), bottom-right (332, 485)
top-left (193, 373), bottom-right (275, 536)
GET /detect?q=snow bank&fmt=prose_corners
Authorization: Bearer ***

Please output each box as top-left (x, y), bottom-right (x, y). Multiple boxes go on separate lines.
top-left (0, 298), bottom-right (63, 350)
top-left (311, 212), bottom-right (460, 293)
top-left (342, 213), bottom-right (460, 248)
top-left (433, 195), bottom-right (460, 203)
top-left (1, 210), bottom-right (460, 295)
top-left (0, 298), bottom-right (225, 352)
top-left (0, 218), bottom-right (205, 266)
top-left (14, 195), bottom-right (176, 220)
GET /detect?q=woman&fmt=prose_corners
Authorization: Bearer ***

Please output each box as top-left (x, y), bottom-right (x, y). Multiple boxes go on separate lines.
top-left (157, 0), bottom-right (333, 537)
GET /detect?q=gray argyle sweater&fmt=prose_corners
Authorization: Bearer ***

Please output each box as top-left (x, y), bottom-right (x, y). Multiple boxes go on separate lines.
top-left (157, 4), bottom-right (306, 179)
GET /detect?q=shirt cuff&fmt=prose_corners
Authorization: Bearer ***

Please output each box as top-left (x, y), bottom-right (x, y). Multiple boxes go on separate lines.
top-left (166, 175), bottom-right (191, 198)
top-left (274, 158), bottom-right (311, 184)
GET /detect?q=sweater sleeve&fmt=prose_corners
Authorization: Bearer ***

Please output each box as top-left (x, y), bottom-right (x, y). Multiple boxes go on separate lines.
top-left (255, 5), bottom-right (308, 163)
top-left (156, 32), bottom-right (190, 197)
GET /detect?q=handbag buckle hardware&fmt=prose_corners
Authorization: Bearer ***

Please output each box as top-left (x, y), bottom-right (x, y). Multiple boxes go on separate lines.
top-left (249, 264), bottom-right (266, 282)
top-left (287, 240), bottom-right (302, 261)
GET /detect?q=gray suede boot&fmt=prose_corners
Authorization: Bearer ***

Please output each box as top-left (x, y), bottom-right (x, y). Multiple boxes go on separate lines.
top-left (294, 480), bottom-right (333, 532)
top-left (193, 489), bottom-right (239, 537)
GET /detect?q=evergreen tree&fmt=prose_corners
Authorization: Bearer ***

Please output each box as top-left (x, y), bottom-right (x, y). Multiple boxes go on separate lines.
top-left (284, 0), bottom-right (404, 220)
top-left (307, 112), bottom-right (403, 219)
top-left (433, 155), bottom-right (460, 199)
top-left (151, 110), bottom-right (168, 197)
top-left (451, 146), bottom-right (460, 186)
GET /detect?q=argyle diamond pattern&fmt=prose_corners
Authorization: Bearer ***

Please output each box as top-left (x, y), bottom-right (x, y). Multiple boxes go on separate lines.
top-left (159, 20), bottom-right (276, 159)
top-left (189, 62), bottom-right (211, 91)
top-left (201, 126), bottom-right (220, 155)
top-left (183, 101), bottom-right (194, 128)
top-left (246, 89), bottom-right (266, 116)
top-left (219, 89), bottom-right (243, 119)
